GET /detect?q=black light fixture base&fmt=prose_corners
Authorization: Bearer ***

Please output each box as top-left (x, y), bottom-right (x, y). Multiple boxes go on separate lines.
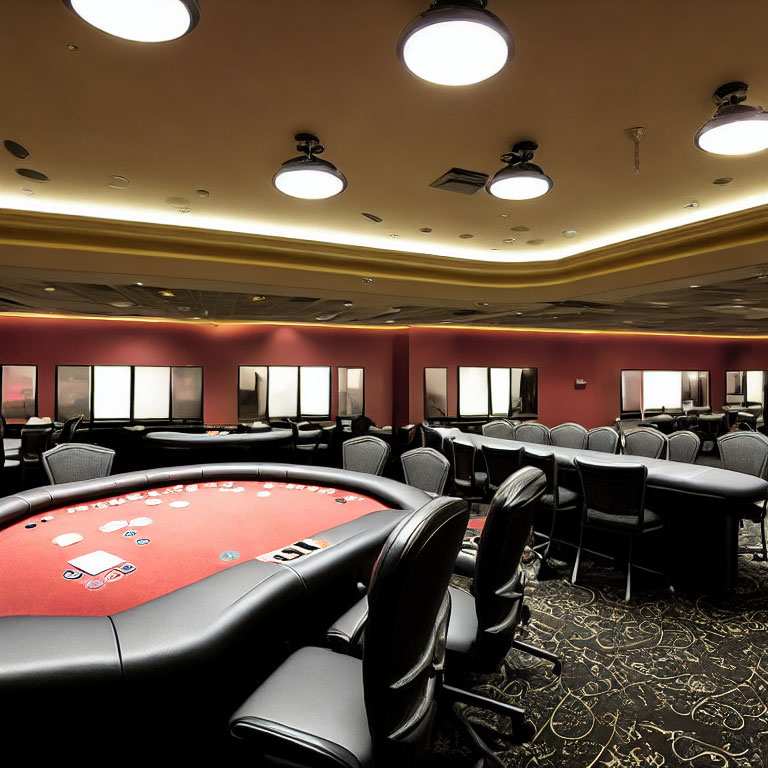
top-left (713, 81), bottom-right (749, 106)
top-left (500, 140), bottom-right (538, 165)
top-left (294, 133), bottom-right (324, 156)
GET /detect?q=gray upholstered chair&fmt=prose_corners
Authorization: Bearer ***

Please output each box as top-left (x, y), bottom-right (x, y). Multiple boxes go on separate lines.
top-left (667, 430), bottom-right (700, 464)
top-left (572, 456), bottom-right (667, 602)
top-left (230, 496), bottom-right (470, 768)
top-left (623, 427), bottom-right (669, 459)
top-left (481, 444), bottom-right (523, 495)
top-left (550, 422), bottom-right (587, 449)
top-left (513, 422), bottom-right (551, 445)
top-left (585, 426), bottom-right (620, 454)
top-left (481, 419), bottom-right (517, 439)
top-left (523, 447), bottom-right (580, 559)
top-left (342, 435), bottom-right (390, 476)
top-left (42, 443), bottom-right (115, 484)
top-left (400, 447), bottom-right (451, 496)
top-left (718, 431), bottom-right (768, 560)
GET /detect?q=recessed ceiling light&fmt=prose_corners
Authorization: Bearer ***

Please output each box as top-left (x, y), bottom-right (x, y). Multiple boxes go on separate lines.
top-left (159, 290), bottom-right (175, 297)
top-left (315, 312), bottom-right (341, 322)
top-left (16, 168), bottom-right (49, 182)
top-left (4, 140), bottom-right (29, 159)
top-left (62, 0), bottom-right (200, 43)
top-left (515, 311), bottom-right (523, 315)
top-left (488, 141), bottom-right (552, 200)
top-left (418, 227), bottom-right (433, 233)
top-left (527, 239), bottom-right (545, 245)
top-left (273, 133), bottom-right (347, 200)
top-left (361, 212), bottom-right (383, 223)
top-left (695, 81), bottom-right (768, 156)
top-left (684, 200), bottom-right (700, 208)
top-left (397, 0), bottom-right (513, 87)
top-left (135, 282), bottom-right (143, 287)
top-left (510, 225), bottom-right (529, 232)
top-left (251, 295), bottom-right (266, 302)
top-left (502, 238), bottom-right (515, 244)
top-left (362, 277), bottom-right (373, 284)
top-left (107, 175), bottom-right (130, 189)
top-left (385, 320), bottom-right (396, 324)
top-left (459, 233), bottom-right (474, 239)
top-left (561, 229), bottom-right (578, 238)
top-left (343, 302), bottom-right (354, 308)
top-left (689, 284), bottom-right (701, 288)
top-left (476, 302), bottom-right (489, 307)
top-left (66, 43), bottom-right (80, 51)
top-left (712, 177), bottom-right (733, 185)
top-left (196, 189), bottom-right (210, 198)
top-left (21, 188), bottom-right (35, 197)
top-left (499, 213), bottom-right (510, 218)
top-left (110, 301), bottom-right (134, 308)
top-left (44, 287), bottom-right (56, 292)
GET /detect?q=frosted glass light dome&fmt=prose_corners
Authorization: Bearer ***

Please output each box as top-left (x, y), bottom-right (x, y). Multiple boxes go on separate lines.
top-left (397, 2), bottom-right (512, 86)
top-left (273, 164), bottom-right (347, 200)
top-left (64, 0), bottom-right (199, 42)
top-left (487, 169), bottom-right (552, 200)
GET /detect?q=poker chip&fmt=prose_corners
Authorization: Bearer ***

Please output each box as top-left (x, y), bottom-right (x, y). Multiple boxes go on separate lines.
top-left (145, 498), bottom-right (162, 506)
top-left (40, 516), bottom-right (54, 522)
top-left (264, 483), bottom-right (275, 489)
top-left (122, 530), bottom-right (139, 538)
top-left (169, 501), bottom-right (189, 508)
top-left (136, 538), bottom-right (150, 546)
top-left (256, 491), bottom-right (271, 498)
top-left (118, 562), bottom-right (137, 573)
top-left (62, 569), bottom-right (83, 580)
top-left (85, 579), bottom-right (104, 590)
top-left (129, 516), bottom-right (153, 526)
top-left (219, 550), bottom-right (240, 562)
top-left (232, 486), bottom-right (245, 493)
top-left (24, 523), bottom-right (36, 529)
top-left (99, 520), bottom-right (128, 533)
top-left (185, 484), bottom-right (198, 492)
top-left (104, 570), bottom-right (124, 583)
top-left (147, 491), bottom-right (160, 496)
top-left (335, 498), bottom-right (347, 504)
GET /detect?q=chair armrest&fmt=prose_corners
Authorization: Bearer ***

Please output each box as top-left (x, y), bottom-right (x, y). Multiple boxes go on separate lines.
top-left (326, 597), bottom-right (368, 656)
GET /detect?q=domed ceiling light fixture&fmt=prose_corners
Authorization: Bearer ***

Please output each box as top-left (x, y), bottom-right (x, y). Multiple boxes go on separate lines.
top-left (397, 0), bottom-right (513, 86)
top-left (695, 81), bottom-right (768, 156)
top-left (273, 133), bottom-right (347, 200)
top-left (487, 141), bottom-right (553, 200)
top-left (62, 0), bottom-right (200, 43)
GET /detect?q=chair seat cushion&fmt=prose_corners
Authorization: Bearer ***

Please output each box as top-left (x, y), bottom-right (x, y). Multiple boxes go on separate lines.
top-left (541, 486), bottom-right (580, 510)
top-left (446, 585), bottom-right (478, 655)
top-left (230, 646), bottom-right (371, 768)
top-left (586, 507), bottom-right (660, 528)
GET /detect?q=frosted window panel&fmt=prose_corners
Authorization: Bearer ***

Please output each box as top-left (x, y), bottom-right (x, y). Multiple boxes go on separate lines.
top-left (171, 367), bottom-right (203, 420)
top-left (56, 366), bottom-right (91, 422)
top-left (642, 371), bottom-right (681, 411)
top-left (621, 371), bottom-right (642, 412)
top-left (489, 368), bottom-right (511, 416)
top-left (747, 371), bottom-right (765, 405)
top-left (2, 365), bottom-right (37, 421)
top-left (338, 367), bottom-right (364, 417)
top-left (300, 366), bottom-right (331, 416)
top-left (93, 366), bottom-right (131, 419)
top-left (238, 366), bottom-right (268, 421)
top-left (134, 367), bottom-right (171, 419)
top-left (459, 367), bottom-right (489, 417)
top-left (269, 366), bottom-right (298, 418)
top-left (424, 368), bottom-right (447, 418)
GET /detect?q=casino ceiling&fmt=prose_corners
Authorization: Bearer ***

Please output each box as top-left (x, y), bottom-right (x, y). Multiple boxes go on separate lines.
top-left (1, 0), bottom-right (768, 333)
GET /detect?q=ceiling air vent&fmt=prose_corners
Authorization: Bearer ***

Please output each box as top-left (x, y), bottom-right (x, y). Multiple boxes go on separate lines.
top-left (429, 167), bottom-right (489, 195)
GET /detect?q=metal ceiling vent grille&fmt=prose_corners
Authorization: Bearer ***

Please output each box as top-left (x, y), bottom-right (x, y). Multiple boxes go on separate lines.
top-left (429, 167), bottom-right (489, 195)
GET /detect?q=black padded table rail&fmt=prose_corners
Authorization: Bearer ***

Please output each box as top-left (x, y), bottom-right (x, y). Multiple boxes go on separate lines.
top-left (438, 428), bottom-right (768, 589)
top-left (143, 429), bottom-right (293, 447)
top-left (0, 463), bottom-right (431, 751)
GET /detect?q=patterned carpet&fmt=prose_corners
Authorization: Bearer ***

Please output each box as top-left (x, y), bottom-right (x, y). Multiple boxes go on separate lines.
top-left (427, 521), bottom-right (768, 767)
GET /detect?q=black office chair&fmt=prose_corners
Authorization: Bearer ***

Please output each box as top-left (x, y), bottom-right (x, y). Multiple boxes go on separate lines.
top-left (229, 496), bottom-right (470, 768)
top-left (0, 418), bottom-right (21, 493)
top-left (350, 414), bottom-right (376, 437)
top-left (481, 444), bottom-right (523, 495)
top-left (291, 421), bottom-right (326, 464)
top-left (696, 413), bottom-right (726, 454)
top-left (523, 447), bottom-right (580, 559)
top-left (623, 427), bottom-right (669, 459)
top-left (718, 431), bottom-right (768, 561)
top-left (550, 422), bottom-right (587, 449)
top-left (51, 414), bottom-right (83, 446)
top-left (585, 426), bottom-right (620, 454)
top-left (667, 430), bottom-right (700, 464)
top-left (400, 447), bottom-right (451, 496)
top-left (20, 425), bottom-right (54, 486)
top-left (342, 435), bottom-right (390, 476)
top-left (571, 456), bottom-right (667, 603)
top-left (42, 443), bottom-right (115, 484)
top-left (513, 422), bottom-right (551, 445)
top-left (450, 438), bottom-right (488, 500)
top-left (481, 419), bottom-right (517, 439)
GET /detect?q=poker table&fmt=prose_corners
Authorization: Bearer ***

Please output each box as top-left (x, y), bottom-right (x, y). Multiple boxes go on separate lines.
top-left (438, 427), bottom-right (768, 589)
top-left (0, 463), bottom-right (430, 752)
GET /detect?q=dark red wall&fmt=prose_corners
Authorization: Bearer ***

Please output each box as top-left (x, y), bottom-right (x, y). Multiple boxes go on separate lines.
top-left (0, 316), bottom-right (763, 429)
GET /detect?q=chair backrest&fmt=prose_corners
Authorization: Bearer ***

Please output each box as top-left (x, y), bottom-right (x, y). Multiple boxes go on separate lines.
top-left (471, 467), bottom-right (546, 666)
top-left (342, 435), bottom-right (391, 476)
top-left (521, 447), bottom-right (558, 499)
top-left (42, 443), bottom-right (115, 484)
top-left (574, 456), bottom-right (647, 530)
top-left (351, 415), bottom-right (376, 437)
top-left (585, 426), bottom-right (620, 454)
top-left (697, 413), bottom-right (725, 437)
top-left (400, 447), bottom-right (451, 496)
top-left (481, 420), bottom-right (516, 439)
top-left (420, 424), bottom-right (445, 453)
top-left (550, 422), bottom-right (587, 449)
top-left (623, 427), bottom-right (668, 459)
top-left (450, 439), bottom-right (477, 492)
top-left (57, 414), bottom-right (84, 444)
top-left (21, 425), bottom-right (54, 464)
top-left (291, 421), bottom-right (322, 447)
top-left (481, 444), bottom-right (523, 492)
top-left (363, 496), bottom-right (469, 766)
top-left (718, 431), bottom-right (768, 479)
top-left (667, 430), bottom-right (701, 464)
top-left (513, 422), bottom-right (551, 445)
